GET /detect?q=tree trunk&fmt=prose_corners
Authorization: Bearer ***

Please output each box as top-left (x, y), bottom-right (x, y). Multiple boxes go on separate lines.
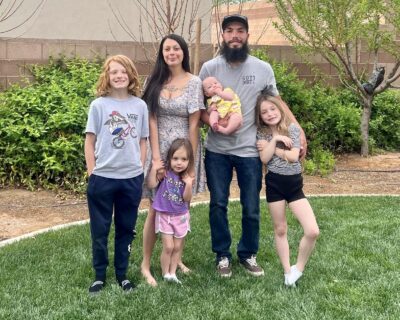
top-left (360, 98), bottom-right (372, 156)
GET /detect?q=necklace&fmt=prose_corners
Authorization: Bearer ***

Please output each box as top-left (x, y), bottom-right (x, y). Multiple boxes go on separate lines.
top-left (162, 84), bottom-right (183, 93)
top-left (163, 84), bottom-right (186, 93)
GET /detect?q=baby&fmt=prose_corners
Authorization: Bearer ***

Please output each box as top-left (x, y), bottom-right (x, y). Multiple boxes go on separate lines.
top-left (203, 76), bottom-right (242, 135)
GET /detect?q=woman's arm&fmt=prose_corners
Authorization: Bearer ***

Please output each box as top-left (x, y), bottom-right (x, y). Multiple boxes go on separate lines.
top-left (147, 158), bottom-right (163, 189)
top-left (200, 109), bottom-right (210, 126)
top-left (276, 96), bottom-right (307, 159)
top-left (84, 133), bottom-right (96, 176)
top-left (140, 137), bottom-right (147, 169)
top-left (188, 110), bottom-right (200, 176)
top-left (149, 113), bottom-right (161, 161)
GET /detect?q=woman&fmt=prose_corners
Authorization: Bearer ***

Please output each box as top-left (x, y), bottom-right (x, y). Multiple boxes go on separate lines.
top-left (141, 34), bottom-right (206, 287)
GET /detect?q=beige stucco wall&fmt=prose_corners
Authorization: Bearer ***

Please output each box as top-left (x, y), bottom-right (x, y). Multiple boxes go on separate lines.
top-left (0, 0), bottom-right (212, 43)
top-left (1, 1), bottom-right (398, 90)
top-left (212, 1), bottom-right (291, 46)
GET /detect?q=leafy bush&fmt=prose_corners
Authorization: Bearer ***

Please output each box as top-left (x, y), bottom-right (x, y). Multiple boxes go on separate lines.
top-left (303, 148), bottom-right (335, 176)
top-left (0, 51), bottom-right (398, 191)
top-left (369, 89), bottom-right (400, 151)
top-left (252, 49), bottom-right (399, 175)
top-left (0, 57), bottom-right (101, 191)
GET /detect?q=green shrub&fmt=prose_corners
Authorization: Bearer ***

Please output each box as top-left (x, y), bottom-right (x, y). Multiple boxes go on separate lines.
top-left (252, 49), bottom-right (400, 159)
top-left (303, 148), bottom-right (335, 176)
top-left (307, 85), bottom-right (361, 153)
top-left (0, 57), bottom-right (101, 191)
top-left (253, 49), bottom-right (360, 168)
top-left (370, 89), bottom-right (400, 150)
top-left (0, 51), bottom-right (398, 192)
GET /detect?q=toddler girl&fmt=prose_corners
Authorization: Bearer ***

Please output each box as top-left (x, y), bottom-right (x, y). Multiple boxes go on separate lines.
top-left (147, 138), bottom-right (194, 284)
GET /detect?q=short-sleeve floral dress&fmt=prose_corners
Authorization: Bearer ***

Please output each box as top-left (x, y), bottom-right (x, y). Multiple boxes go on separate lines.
top-left (143, 75), bottom-right (206, 197)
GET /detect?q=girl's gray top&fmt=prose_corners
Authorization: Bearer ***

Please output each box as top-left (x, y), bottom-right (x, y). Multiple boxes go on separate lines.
top-left (256, 123), bottom-right (302, 175)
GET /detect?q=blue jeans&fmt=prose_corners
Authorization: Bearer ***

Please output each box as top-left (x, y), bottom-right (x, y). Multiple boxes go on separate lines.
top-left (205, 150), bottom-right (262, 263)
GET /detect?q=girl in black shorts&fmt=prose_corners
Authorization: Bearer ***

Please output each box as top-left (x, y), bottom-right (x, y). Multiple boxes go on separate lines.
top-left (255, 94), bottom-right (319, 287)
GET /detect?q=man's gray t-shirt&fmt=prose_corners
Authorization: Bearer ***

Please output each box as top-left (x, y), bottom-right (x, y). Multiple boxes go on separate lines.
top-left (199, 55), bottom-right (279, 157)
top-left (85, 96), bottom-right (149, 179)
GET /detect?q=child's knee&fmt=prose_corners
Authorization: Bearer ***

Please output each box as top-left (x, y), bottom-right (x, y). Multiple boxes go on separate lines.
top-left (162, 241), bottom-right (174, 254)
top-left (274, 224), bottom-right (287, 237)
top-left (306, 226), bottom-right (320, 240)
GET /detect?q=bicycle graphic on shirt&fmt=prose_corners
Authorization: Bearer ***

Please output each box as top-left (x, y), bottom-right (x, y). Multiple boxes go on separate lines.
top-left (104, 111), bottom-right (137, 149)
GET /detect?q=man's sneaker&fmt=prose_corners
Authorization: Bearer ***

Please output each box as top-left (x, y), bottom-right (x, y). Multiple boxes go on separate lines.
top-left (240, 255), bottom-right (264, 276)
top-left (217, 257), bottom-right (232, 278)
top-left (118, 279), bottom-right (135, 292)
top-left (89, 280), bottom-right (104, 295)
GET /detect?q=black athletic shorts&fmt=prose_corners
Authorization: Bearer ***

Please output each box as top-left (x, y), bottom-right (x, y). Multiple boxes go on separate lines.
top-left (265, 171), bottom-right (305, 203)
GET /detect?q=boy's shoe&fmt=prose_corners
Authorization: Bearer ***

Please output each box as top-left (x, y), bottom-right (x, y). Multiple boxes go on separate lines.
top-left (89, 280), bottom-right (105, 295)
top-left (240, 255), bottom-right (264, 277)
top-left (118, 279), bottom-right (135, 292)
top-left (217, 257), bottom-right (232, 278)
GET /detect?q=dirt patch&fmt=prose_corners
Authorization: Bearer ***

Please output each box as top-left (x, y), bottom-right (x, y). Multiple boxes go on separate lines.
top-left (1, 152), bottom-right (399, 241)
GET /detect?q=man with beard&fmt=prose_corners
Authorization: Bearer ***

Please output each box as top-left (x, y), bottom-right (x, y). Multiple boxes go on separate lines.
top-left (199, 14), bottom-right (306, 278)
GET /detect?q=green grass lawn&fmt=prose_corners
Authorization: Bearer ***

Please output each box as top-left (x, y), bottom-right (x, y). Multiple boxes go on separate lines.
top-left (1, 196), bottom-right (399, 320)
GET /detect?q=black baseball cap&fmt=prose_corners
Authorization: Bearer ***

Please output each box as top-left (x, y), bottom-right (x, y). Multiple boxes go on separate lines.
top-left (222, 14), bottom-right (249, 31)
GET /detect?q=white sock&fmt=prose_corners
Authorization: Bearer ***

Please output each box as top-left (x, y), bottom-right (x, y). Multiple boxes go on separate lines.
top-left (163, 273), bottom-right (172, 281)
top-left (284, 273), bottom-right (290, 286)
top-left (169, 274), bottom-right (182, 284)
top-left (287, 265), bottom-right (302, 286)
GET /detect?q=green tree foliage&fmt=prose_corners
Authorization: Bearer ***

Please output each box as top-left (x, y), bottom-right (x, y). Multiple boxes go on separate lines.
top-left (254, 49), bottom-right (400, 175)
top-left (0, 57), bottom-right (101, 191)
top-left (269, 0), bottom-right (400, 156)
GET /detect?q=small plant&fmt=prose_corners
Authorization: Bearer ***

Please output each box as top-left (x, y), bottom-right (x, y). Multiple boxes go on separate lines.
top-left (303, 148), bottom-right (335, 176)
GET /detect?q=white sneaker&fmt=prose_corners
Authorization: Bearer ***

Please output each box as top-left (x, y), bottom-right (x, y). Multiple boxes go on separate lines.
top-left (284, 273), bottom-right (291, 286)
top-left (163, 273), bottom-right (172, 281)
top-left (169, 274), bottom-right (182, 284)
top-left (286, 265), bottom-right (302, 286)
top-left (163, 273), bottom-right (182, 284)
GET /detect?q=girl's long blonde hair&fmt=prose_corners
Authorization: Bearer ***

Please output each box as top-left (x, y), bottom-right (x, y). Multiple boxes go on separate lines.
top-left (255, 94), bottom-right (291, 136)
top-left (96, 55), bottom-right (141, 97)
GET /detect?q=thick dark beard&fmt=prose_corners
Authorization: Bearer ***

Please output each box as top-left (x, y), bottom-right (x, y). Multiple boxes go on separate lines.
top-left (220, 41), bottom-right (249, 63)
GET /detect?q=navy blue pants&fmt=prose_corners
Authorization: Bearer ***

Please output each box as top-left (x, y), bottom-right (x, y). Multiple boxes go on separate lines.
top-left (205, 150), bottom-right (262, 263)
top-left (87, 174), bottom-right (143, 281)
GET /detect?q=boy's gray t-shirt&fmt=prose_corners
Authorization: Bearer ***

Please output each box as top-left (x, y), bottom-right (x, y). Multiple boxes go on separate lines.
top-left (199, 55), bottom-right (279, 157)
top-left (85, 96), bottom-right (149, 179)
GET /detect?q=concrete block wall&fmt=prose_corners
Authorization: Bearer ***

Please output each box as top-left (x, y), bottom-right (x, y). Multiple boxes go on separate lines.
top-left (0, 38), bottom-right (398, 91)
top-left (0, 38), bottom-right (213, 90)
